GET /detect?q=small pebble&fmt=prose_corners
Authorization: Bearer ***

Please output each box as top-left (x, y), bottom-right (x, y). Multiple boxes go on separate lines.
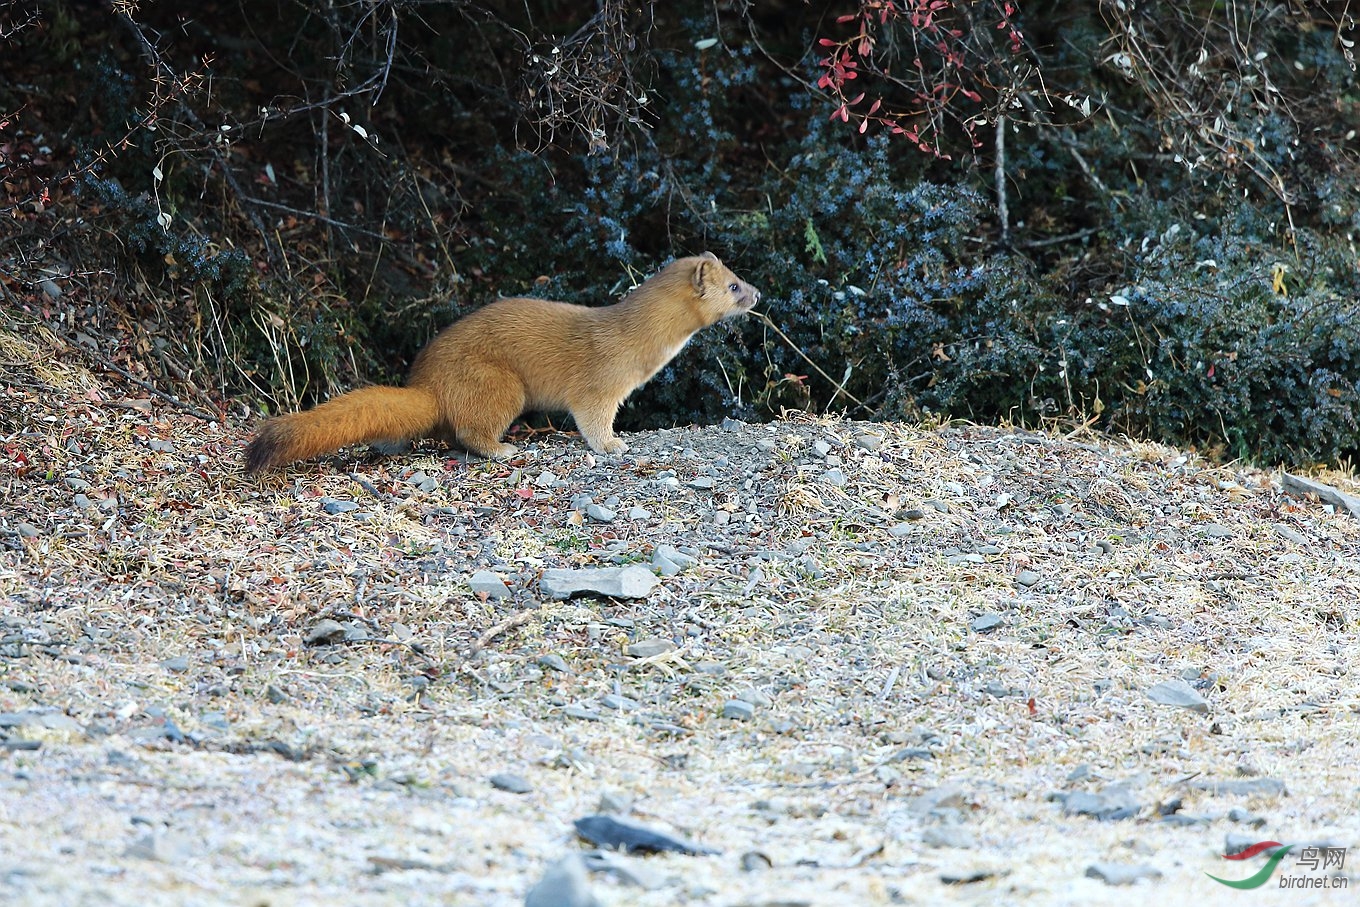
top-left (1015, 570), bottom-right (1040, 588)
top-left (1146, 679), bottom-right (1209, 713)
top-left (524, 854), bottom-right (599, 907)
top-left (304, 619), bottom-right (348, 645)
top-left (722, 699), bottom-right (755, 721)
top-left (584, 504), bottom-right (616, 523)
top-left (971, 614), bottom-right (1004, 633)
top-left (1085, 862), bottom-right (1163, 886)
top-left (625, 639), bottom-right (675, 658)
top-left (820, 468), bottom-right (847, 486)
top-left (489, 772), bottom-right (533, 794)
top-left (468, 570), bottom-right (511, 599)
top-left (537, 653), bottom-right (572, 673)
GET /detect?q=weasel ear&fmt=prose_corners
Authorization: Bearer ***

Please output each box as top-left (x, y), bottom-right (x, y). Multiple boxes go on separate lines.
top-left (700, 251), bottom-right (720, 262)
top-left (692, 257), bottom-right (713, 291)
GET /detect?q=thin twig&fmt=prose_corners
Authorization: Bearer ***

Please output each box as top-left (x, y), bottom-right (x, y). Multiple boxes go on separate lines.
top-left (470, 609), bottom-right (536, 655)
top-left (755, 311), bottom-right (873, 415)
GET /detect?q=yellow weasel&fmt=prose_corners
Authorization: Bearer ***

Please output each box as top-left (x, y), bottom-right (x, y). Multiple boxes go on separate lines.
top-left (244, 253), bottom-right (760, 471)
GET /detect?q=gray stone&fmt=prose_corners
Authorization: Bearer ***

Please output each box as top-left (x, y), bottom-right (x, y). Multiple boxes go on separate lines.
top-left (735, 687), bottom-right (773, 707)
top-left (812, 439), bottom-right (832, 458)
top-left (652, 544), bottom-right (698, 577)
top-left (39, 278), bottom-right (63, 299)
top-left (1085, 862), bottom-right (1163, 885)
top-left (584, 504), bottom-right (616, 523)
top-left (625, 638), bottom-right (675, 659)
top-left (1059, 784), bottom-right (1140, 821)
top-left (626, 506), bottom-right (652, 520)
top-left (1228, 807), bottom-right (1266, 828)
top-left (739, 851), bottom-right (773, 872)
top-left (599, 694), bottom-right (638, 711)
top-left (722, 699), bottom-right (756, 721)
top-left (922, 825), bottom-right (977, 849)
top-left (888, 523), bottom-right (912, 537)
top-left (687, 476), bottom-right (716, 490)
top-left (654, 544), bottom-right (697, 569)
top-left (468, 570), bottom-right (511, 599)
top-left (853, 433), bottom-right (884, 451)
top-left (1281, 472), bottom-right (1360, 519)
top-left (971, 613), bottom-right (1004, 633)
top-left (910, 783), bottom-right (968, 816)
top-left (304, 619), bottom-right (348, 645)
top-left (405, 471), bottom-right (438, 493)
top-left (489, 772), bottom-right (533, 794)
top-left (525, 854), bottom-right (600, 907)
top-left (539, 566), bottom-right (659, 600)
top-left (1200, 523), bottom-right (1234, 538)
top-left (821, 468), bottom-right (847, 486)
top-left (320, 498), bottom-right (359, 515)
top-left (16, 522), bottom-right (39, 538)
top-left (124, 830), bottom-right (197, 863)
top-left (1015, 570), bottom-right (1040, 588)
top-left (1147, 679), bottom-right (1209, 712)
top-left (73, 493), bottom-right (93, 509)
top-left (159, 656), bottom-right (190, 673)
top-left (1273, 524), bottom-right (1309, 545)
top-left (536, 653), bottom-right (572, 673)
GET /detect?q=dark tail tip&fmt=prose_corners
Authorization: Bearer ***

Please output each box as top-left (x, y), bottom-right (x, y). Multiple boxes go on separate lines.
top-left (243, 426), bottom-right (281, 474)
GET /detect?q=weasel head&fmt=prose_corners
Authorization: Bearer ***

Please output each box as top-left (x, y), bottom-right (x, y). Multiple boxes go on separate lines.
top-left (689, 251), bottom-right (761, 325)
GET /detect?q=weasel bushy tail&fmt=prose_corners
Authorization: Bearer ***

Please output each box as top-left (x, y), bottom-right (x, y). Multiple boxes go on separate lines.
top-left (244, 385), bottom-right (439, 473)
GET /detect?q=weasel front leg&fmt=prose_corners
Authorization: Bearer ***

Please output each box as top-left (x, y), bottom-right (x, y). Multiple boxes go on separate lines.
top-left (571, 400), bottom-right (628, 455)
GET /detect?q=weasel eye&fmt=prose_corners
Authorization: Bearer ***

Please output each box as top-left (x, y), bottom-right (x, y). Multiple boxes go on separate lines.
top-left (728, 282), bottom-right (740, 293)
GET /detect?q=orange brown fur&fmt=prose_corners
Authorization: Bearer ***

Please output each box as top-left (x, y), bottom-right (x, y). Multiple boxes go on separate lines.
top-left (244, 253), bottom-right (760, 472)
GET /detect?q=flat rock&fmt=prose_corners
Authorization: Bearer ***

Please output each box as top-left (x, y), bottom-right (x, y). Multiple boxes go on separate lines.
top-left (489, 772), bottom-right (533, 794)
top-left (971, 613), bottom-right (1004, 633)
top-left (1058, 784), bottom-right (1140, 821)
top-left (1281, 472), bottom-right (1360, 519)
top-left (625, 638), bottom-right (675, 658)
top-left (922, 825), bottom-right (977, 849)
top-left (539, 566), bottom-right (659, 600)
top-left (1147, 679), bottom-right (1209, 712)
top-left (573, 814), bottom-right (719, 856)
top-left (722, 699), bottom-right (755, 721)
top-left (1085, 862), bottom-right (1163, 885)
top-left (1189, 778), bottom-right (1286, 798)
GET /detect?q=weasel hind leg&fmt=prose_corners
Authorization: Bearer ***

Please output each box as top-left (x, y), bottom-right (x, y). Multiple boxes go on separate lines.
top-left (447, 372), bottom-right (524, 459)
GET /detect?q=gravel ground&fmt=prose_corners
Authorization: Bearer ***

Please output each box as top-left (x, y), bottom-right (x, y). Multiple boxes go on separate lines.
top-left (2, 323), bottom-right (1359, 905)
